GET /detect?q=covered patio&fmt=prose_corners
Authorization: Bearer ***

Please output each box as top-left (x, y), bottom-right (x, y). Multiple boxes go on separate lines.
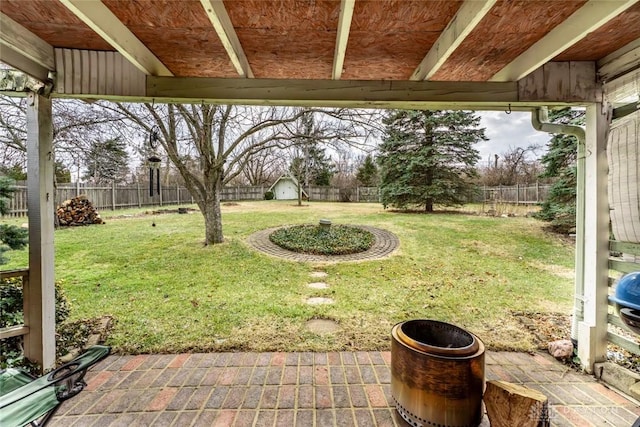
top-left (1, 0), bottom-right (640, 425)
top-left (48, 350), bottom-right (640, 426)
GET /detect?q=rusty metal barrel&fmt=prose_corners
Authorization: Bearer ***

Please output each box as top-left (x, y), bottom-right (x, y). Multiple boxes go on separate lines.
top-left (391, 319), bottom-right (485, 427)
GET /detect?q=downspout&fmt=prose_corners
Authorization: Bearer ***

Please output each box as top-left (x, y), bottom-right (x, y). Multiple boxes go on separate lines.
top-left (531, 107), bottom-right (586, 344)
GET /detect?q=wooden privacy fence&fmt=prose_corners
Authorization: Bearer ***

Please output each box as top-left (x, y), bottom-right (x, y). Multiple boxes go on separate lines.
top-left (5, 182), bottom-right (548, 217)
top-left (5, 183), bottom-right (384, 216)
top-left (479, 183), bottom-right (551, 205)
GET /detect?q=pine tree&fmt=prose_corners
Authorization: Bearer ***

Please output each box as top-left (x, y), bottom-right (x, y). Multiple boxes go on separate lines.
top-left (83, 137), bottom-right (130, 184)
top-left (378, 110), bottom-right (485, 211)
top-left (356, 154), bottom-right (378, 186)
top-left (534, 108), bottom-right (585, 233)
top-left (289, 145), bottom-right (335, 186)
top-left (0, 176), bottom-right (27, 264)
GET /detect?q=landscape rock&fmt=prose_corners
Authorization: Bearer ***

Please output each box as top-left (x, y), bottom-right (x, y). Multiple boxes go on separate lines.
top-left (547, 339), bottom-right (574, 359)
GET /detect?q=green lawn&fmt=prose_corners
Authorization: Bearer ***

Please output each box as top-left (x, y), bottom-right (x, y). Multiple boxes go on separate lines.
top-left (4, 201), bottom-right (575, 354)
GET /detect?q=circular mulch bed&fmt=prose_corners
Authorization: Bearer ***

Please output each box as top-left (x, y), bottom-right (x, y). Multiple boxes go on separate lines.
top-left (246, 225), bottom-right (399, 263)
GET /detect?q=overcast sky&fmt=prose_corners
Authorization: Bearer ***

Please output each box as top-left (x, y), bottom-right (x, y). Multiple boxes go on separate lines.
top-left (477, 111), bottom-right (550, 167)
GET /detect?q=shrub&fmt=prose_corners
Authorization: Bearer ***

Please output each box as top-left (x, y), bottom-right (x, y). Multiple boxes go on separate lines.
top-left (264, 191), bottom-right (274, 200)
top-left (269, 224), bottom-right (374, 255)
top-left (0, 277), bottom-right (73, 373)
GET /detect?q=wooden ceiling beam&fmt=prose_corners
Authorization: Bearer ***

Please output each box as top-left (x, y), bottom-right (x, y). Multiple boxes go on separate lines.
top-left (411, 0), bottom-right (497, 81)
top-left (146, 77), bottom-right (519, 107)
top-left (0, 13), bottom-right (55, 81)
top-left (58, 0), bottom-right (173, 76)
top-left (598, 36), bottom-right (640, 82)
top-left (332, 0), bottom-right (355, 80)
top-left (490, 0), bottom-right (640, 82)
top-left (199, 0), bottom-right (254, 78)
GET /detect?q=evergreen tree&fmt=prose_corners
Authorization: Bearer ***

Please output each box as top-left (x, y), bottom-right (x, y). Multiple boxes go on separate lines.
top-left (534, 108), bottom-right (585, 233)
top-left (0, 176), bottom-right (27, 264)
top-left (0, 164), bottom-right (26, 182)
top-left (55, 161), bottom-right (72, 183)
top-left (83, 137), bottom-right (129, 184)
top-left (378, 110), bottom-right (485, 211)
top-left (289, 145), bottom-right (335, 186)
top-left (356, 154), bottom-right (378, 186)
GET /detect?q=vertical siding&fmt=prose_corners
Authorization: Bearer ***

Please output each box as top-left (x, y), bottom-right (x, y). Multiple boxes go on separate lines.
top-left (53, 48), bottom-right (145, 97)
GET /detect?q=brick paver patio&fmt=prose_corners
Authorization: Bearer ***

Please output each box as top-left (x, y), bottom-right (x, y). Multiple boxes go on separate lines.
top-left (47, 350), bottom-right (640, 426)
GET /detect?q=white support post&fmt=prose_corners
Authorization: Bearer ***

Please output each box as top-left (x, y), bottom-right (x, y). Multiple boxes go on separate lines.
top-left (25, 92), bottom-right (56, 371)
top-left (576, 103), bottom-right (610, 373)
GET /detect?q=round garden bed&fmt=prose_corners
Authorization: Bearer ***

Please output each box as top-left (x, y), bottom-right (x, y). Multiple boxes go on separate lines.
top-left (246, 225), bottom-right (399, 263)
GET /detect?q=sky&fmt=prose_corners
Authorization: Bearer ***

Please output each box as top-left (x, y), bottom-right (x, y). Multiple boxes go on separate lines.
top-left (477, 111), bottom-right (551, 167)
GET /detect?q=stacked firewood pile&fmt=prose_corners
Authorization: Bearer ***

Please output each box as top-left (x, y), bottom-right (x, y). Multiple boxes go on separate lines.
top-left (57, 196), bottom-right (104, 226)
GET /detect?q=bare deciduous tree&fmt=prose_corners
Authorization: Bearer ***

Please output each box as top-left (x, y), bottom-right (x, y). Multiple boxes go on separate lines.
top-left (240, 147), bottom-right (287, 186)
top-left (110, 103), bottom-right (375, 245)
top-left (0, 95), bottom-right (124, 177)
top-left (479, 144), bottom-right (543, 186)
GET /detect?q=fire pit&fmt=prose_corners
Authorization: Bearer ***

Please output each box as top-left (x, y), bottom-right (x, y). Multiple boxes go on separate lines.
top-left (391, 319), bottom-right (485, 427)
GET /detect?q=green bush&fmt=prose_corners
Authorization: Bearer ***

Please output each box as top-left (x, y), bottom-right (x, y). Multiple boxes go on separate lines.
top-left (264, 191), bottom-right (274, 200)
top-left (0, 277), bottom-right (72, 373)
top-left (269, 224), bottom-right (374, 255)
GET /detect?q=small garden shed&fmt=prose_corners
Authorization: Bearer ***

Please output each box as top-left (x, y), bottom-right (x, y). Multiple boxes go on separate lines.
top-left (268, 175), bottom-right (307, 200)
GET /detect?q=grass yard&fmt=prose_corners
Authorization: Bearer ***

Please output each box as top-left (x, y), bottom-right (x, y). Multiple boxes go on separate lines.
top-left (4, 201), bottom-right (575, 354)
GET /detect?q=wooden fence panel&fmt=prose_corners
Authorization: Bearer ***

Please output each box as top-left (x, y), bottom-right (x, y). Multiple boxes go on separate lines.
top-left (481, 183), bottom-right (550, 205)
top-left (4, 182), bottom-right (550, 217)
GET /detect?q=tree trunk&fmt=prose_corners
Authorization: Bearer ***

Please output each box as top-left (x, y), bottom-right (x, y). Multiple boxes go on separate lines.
top-left (200, 180), bottom-right (224, 245)
top-left (425, 198), bottom-right (433, 212)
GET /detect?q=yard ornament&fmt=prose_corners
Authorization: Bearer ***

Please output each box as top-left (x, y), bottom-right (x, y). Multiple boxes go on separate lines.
top-left (147, 126), bottom-right (162, 227)
top-left (147, 126), bottom-right (161, 198)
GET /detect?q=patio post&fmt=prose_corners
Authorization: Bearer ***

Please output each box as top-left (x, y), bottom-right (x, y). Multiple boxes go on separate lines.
top-left (576, 103), bottom-right (610, 373)
top-left (25, 91), bottom-right (56, 371)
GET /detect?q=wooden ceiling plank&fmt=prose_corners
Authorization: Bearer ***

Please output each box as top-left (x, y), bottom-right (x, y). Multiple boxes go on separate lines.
top-left (410, 0), bottom-right (497, 81)
top-left (490, 0), bottom-right (640, 82)
top-left (598, 36), bottom-right (640, 82)
top-left (0, 12), bottom-right (55, 81)
top-left (199, 0), bottom-right (254, 78)
top-left (332, 0), bottom-right (355, 80)
top-left (58, 0), bottom-right (173, 76)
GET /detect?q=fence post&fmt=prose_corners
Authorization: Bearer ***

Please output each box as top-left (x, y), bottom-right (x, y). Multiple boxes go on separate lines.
top-left (159, 181), bottom-right (163, 206)
top-left (137, 181), bottom-right (142, 208)
top-left (536, 181), bottom-right (540, 202)
top-left (516, 184), bottom-right (519, 205)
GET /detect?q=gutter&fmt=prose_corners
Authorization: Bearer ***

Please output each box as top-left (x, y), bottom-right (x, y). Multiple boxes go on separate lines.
top-left (530, 107), bottom-right (586, 344)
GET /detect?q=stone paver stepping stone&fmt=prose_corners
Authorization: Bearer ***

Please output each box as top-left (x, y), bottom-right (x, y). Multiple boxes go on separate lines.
top-left (308, 282), bottom-right (329, 289)
top-left (306, 319), bottom-right (340, 334)
top-left (306, 297), bottom-right (334, 305)
top-left (310, 271), bottom-right (328, 278)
